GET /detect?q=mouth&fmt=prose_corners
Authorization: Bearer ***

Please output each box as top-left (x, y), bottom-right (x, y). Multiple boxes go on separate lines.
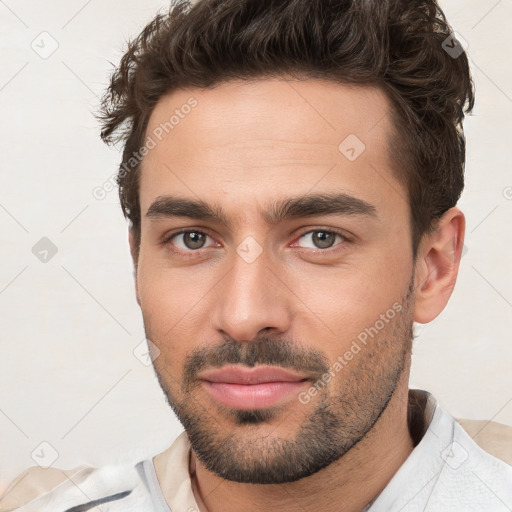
top-left (198, 365), bottom-right (311, 409)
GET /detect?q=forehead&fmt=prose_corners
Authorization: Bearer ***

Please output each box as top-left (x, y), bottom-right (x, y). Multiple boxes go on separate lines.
top-left (139, 78), bottom-right (406, 223)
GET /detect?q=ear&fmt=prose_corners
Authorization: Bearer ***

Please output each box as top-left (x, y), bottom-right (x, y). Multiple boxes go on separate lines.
top-left (128, 227), bottom-right (141, 306)
top-left (413, 207), bottom-right (465, 324)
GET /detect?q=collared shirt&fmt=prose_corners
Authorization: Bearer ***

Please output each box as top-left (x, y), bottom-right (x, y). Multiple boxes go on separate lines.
top-left (1, 389), bottom-right (512, 512)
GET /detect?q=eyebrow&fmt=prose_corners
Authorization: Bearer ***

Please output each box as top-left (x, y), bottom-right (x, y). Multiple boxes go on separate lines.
top-left (146, 192), bottom-right (378, 227)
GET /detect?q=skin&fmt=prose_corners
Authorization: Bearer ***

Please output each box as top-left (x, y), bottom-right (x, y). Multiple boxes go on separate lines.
top-left (129, 78), bottom-right (465, 512)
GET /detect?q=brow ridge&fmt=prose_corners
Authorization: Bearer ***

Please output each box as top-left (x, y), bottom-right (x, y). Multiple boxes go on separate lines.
top-left (145, 192), bottom-right (378, 227)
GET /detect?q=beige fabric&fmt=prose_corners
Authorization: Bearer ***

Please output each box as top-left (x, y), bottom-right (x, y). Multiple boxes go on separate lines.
top-left (455, 417), bottom-right (512, 465)
top-left (152, 432), bottom-right (198, 511)
top-left (1, 418), bottom-right (511, 511)
top-left (0, 464), bottom-right (91, 512)
top-left (153, 441), bottom-right (187, 497)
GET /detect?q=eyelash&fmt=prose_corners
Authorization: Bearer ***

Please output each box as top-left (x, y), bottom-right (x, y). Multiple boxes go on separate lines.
top-left (161, 228), bottom-right (351, 256)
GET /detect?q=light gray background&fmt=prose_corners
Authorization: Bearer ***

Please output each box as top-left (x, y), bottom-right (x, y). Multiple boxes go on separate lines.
top-left (1, 0), bottom-right (511, 491)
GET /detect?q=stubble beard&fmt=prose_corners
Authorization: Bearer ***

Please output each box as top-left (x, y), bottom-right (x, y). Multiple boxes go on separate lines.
top-left (149, 280), bottom-right (415, 484)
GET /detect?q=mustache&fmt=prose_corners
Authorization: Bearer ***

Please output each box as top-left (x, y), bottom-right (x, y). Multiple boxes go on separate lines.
top-left (182, 336), bottom-right (330, 391)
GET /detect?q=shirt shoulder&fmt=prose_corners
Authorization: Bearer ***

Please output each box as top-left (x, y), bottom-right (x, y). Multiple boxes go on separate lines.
top-left (424, 414), bottom-right (512, 510)
top-left (368, 393), bottom-right (512, 511)
top-left (0, 460), bottom-right (157, 511)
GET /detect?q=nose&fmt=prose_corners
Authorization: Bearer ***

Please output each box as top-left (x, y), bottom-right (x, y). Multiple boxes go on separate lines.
top-left (211, 247), bottom-right (293, 342)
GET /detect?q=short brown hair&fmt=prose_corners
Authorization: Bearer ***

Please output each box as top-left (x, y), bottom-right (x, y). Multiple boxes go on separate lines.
top-left (97, 0), bottom-right (474, 261)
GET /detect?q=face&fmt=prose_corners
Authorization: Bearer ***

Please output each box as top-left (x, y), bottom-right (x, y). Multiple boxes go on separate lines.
top-left (134, 78), bottom-right (416, 484)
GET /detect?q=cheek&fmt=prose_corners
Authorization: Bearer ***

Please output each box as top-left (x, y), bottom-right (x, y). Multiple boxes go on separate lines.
top-left (289, 260), bottom-right (410, 349)
top-left (137, 254), bottom-right (195, 311)
top-left (136, 260), bottom-right (210, 360)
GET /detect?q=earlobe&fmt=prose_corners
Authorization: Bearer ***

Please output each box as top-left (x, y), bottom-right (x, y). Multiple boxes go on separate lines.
top-left (413, 207), bottom-right (465, 324)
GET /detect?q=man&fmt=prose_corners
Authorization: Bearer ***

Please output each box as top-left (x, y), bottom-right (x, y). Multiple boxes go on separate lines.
top-left (1, 0), bottom-right (511, 510)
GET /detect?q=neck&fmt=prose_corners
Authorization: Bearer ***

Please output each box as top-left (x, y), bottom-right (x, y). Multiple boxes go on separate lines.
top-left (190, 378), bottom-right (414, 512)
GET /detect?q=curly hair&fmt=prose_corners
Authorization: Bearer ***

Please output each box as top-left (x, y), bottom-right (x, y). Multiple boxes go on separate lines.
top-left (96, 0), bottom-right (474, 261)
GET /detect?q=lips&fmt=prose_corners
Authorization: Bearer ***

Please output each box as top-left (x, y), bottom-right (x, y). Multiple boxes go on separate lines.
top-left (198, 365), bottom-right (309, 385)
top-left (198, 365), bottom-right (310, 409)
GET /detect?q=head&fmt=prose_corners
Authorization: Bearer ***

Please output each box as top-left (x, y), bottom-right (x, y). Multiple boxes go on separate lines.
top-left (97, 0), bottom-right (473, 484)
